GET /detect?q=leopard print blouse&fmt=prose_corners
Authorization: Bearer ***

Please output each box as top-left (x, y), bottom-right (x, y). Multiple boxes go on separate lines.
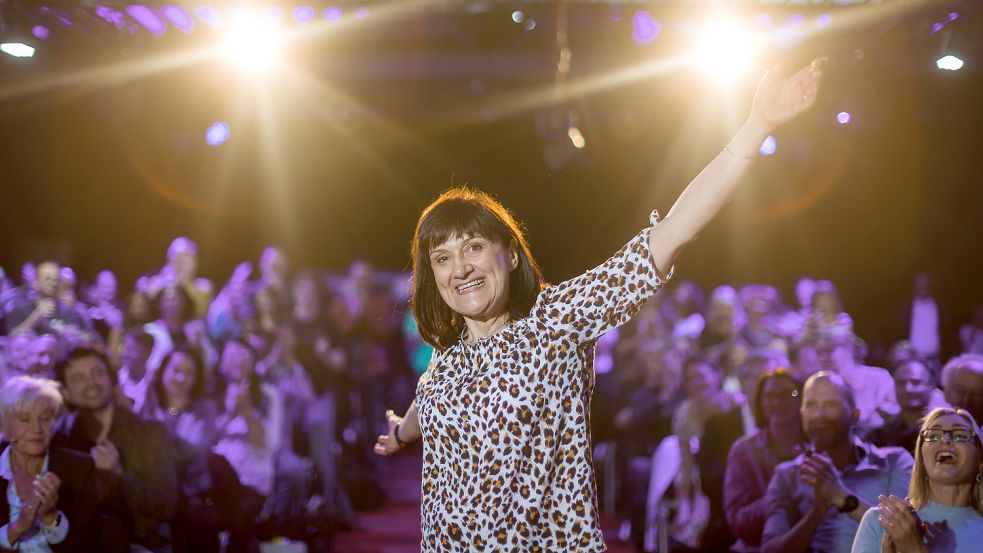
top-left (416, 214), bottom-right (671, 552)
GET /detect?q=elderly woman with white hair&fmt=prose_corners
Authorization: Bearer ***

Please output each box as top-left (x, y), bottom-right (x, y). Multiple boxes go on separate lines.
top-left (0, 375), bottom-right (68, 551)
top-left (851, 406), bottom-right (983, 552)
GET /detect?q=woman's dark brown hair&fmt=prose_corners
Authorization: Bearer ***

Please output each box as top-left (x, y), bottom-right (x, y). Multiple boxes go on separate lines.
top-left (410, 188), bottom-right (544, 349)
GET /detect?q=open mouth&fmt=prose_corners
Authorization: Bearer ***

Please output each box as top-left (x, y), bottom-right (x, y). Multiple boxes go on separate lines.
top-left (935, 451), bottom-right (957, 465)
top-left (456, 279), bottom-right (485, 294)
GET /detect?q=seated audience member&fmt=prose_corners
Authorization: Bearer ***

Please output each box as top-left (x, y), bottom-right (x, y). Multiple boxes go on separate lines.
top-left (761, 372), bottom-right (913, 553)
top-left (116, 330), bottom-right (156, 413)
top-left (148, 237), bottom-right (214, 319)
top-left (83, 270), bottom-right (123, 345)
top-left (867, 359), bottom-right (934, 452)
top-left (823, 335), bottom-right (899, 432)
top-left (724, 369), bottom-right (807, 552)
top-left (0, 376), bottom-right (109, 552)
top-left (107, 290), bottom-right (158, 357)
top-left (959, 305), bottom-right (983, 355)
top-left (212, 339), bottom-right (283, 522)
top-left (942, 354), bottom-right (983, 427)
top-left (51, 347), bottom-right (179, 552)
top-left (797, 280), bottom-right (854, 345)
top-left (6, 262), bottom-right (89, 337)
top-left (852, 407), bottom-right (983, 552)
top-left (145, 285), bottom-right (214, 376)
top-left (670, 355), bottom-right (743, 551)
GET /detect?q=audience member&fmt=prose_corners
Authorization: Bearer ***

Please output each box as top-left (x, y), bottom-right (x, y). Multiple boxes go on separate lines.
top-left (51, 347), bottom-right (179, 551)
top-left (725, 368), bottom-right (807, 553)
top-left (942, 353), bottom-right (983, 427)
top-left (852, 407), bottom-right (983, 553)
top-left (761, 372), bottom-right (913, 553)
top-left (867, 359), bottom-right (935, 452)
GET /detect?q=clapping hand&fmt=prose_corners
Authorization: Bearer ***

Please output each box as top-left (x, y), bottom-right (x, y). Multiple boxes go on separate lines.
top-left (92, 439), bottom-right (123, 475)
top-left (800, 451), bottom-right (848, 513)
top-left (877, 495), bottom-right (927, 553)
top-left (34, 473), bottom-right (61, 525)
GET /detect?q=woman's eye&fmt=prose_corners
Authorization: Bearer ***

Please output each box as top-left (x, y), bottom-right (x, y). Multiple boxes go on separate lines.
top-left (436, 256), bottom-right (448, 264)
top-left (468, 243), bottom-right (483, 252)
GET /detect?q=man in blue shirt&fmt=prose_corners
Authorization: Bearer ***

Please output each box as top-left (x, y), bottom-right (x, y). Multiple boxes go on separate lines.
top-left (761, 371), bottom-right (913, 553)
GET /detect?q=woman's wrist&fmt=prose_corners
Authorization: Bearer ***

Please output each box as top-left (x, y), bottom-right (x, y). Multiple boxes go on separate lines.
top-left (726, 117), bottom-right (771, 159)
top-left (393, 422), bottom-right (407, 448)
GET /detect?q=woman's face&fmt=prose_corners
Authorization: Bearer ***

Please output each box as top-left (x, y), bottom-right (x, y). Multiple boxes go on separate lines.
top-left (429, 234), bottom-right (517, 323)
top-left (128, 293), bottom-right (152, 322)
top-left (813, 292), bottom-right (837, 317)
top-left (163, 352), bottom-right (197, 400)
top-left (221, 342), bottom-right (254, 383)
top-left (160, 287), bottom-right (186, 320)
top-left (4, 401), bottom-right (57, 457)
top-left (760, 376), bottom-right (802, 426)
top-left (921, 413), bottom-right (982, 488)
top-left (684, 361), bottom-right (718, 399)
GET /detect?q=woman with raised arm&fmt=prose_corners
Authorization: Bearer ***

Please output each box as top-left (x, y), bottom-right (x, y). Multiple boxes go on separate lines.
top-left (375, 59), bottom-right (825, 551)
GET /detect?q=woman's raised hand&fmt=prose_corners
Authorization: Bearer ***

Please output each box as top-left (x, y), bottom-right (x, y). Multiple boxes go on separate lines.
top-left (750, 57), bottom-right (826, 133)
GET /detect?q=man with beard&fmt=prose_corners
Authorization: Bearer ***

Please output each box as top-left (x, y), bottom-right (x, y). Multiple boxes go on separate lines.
top-left (51, 347), bottom-right (179, 551)
top-left (761, 372), bottom-right (913, 553)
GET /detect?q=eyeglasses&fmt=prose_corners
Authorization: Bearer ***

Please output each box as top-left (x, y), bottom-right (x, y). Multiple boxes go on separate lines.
top-left (920, 428), bottom-right (977, 443)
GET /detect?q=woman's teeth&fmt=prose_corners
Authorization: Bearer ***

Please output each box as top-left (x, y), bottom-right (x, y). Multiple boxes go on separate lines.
top-left (457, 279), bottom-right (484, 293)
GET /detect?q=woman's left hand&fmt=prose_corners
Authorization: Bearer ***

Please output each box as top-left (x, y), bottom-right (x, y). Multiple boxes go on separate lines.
top-left (877, 495), bottom-right (927, 553)
top-left (750, 57), bottom-right (826, 133)
top-left (33, 473), bottom-right (61, 521)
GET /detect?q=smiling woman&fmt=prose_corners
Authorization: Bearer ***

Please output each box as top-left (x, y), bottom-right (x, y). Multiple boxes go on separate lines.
top-left (851, 407), bottom-right (983, 553)
top-left (374, 58), bottom-right (826, 551)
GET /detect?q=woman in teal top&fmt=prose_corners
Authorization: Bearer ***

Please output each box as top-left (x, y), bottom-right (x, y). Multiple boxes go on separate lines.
top-left (852, 406), bottom-right (983, 553)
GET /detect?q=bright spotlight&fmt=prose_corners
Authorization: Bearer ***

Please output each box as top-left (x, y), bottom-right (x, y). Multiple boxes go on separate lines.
top-left (220, 11), bottom-right (284, 75)
top-left (836, 111), bottom-right (851, 125)
top-left (690, 16), bottom-right (759, 80)
top-left (1, 42), bottom-right (35, 58)
top-left (206, 122), bottom-right (231, 146)
top-left (568, 126), bottom-right (586, 149)
top-left (936, 55), bottom-right (964, 71)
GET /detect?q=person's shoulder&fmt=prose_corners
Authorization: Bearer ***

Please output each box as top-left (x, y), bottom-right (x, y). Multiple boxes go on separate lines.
top-left (865, 440), bottom-right (914, 466)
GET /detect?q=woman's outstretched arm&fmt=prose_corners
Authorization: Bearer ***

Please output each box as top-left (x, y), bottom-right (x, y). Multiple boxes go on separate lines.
top-left (649, 58), bottom-right (825, 276)
top-left (374, 401), bottom-right (421, 455)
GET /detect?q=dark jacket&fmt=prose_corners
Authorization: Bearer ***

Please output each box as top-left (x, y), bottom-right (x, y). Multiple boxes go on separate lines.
top-left (0, 446), bottom-right (100, 552)
top-left (50, 408), bottom-right (179, 549)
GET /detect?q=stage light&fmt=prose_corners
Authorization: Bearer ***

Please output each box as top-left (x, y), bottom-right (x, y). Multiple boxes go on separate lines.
top-left (814, 14), bottom-right (832, 29)
top-left (512, 11), bottom-right (524, 24)
top-left (194, 6), bottom-right (222, 30)
top-left (293, 7), bottom-right (315, 24)
top-left (759, 135), bottom-right (776, 156)
top-left (160, 6), bottom-right (195, 34)
top-left (206, 122), bottom-right (230, 146)
top-left (126, 5), bottom-right (167, 36)
top-left (690, 15), bottom-right (759, 81)
top-left (324, 7), bottom-right (343, 21)
top-left (568, 126), bottom-right (586, 149)
top-left (836, 111), bottom-right (851, 124)
top-left (219, 10), bottom-right (284, 75)
top-left (0, 42), bottom-right (35, 58)
top-left (632, 11), bottom-right (661, 44)
top-left (31, 26), bottom-right (49, 40)
top-left (936, 55), bottom-right (964, 71)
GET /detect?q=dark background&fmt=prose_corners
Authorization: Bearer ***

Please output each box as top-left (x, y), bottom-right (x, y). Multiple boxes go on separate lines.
top-left (1, 1), bottom-right (980, 351)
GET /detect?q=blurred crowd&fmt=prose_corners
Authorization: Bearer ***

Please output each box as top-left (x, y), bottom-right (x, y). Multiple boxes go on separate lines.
top-left (0, 237), bottom-right (981, 552)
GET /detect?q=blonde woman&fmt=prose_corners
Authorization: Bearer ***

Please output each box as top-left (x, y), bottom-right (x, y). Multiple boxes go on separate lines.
top-left (852, 407), bottom-right (983, 552)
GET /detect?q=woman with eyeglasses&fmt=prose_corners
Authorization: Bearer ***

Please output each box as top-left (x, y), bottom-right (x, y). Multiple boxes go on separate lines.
top-left (851, 406), bottom-right (983, 552)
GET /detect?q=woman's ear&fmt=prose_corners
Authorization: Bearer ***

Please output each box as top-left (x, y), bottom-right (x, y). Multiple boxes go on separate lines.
top-left (509, 243), bottom-right (519, 271)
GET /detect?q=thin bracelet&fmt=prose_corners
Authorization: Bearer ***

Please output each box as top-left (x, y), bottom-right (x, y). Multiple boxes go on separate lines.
top-left (393, 423), bottom-right (407, 448)
top-left (723, 144), bottom-right (756, 161)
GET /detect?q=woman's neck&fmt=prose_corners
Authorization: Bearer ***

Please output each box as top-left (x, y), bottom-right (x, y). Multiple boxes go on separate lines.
top-left (463, 313), bottom-right (510, 343)
top-left (927, 482), bottom-right (975, 508)
top-left (9, 448), bottom-right (45, 478)
top-left (167, 394), bottom-right (191, 413)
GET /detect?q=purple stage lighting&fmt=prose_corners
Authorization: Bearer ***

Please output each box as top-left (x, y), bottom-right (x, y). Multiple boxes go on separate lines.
top-left (194, 6), bottom-right (221, 30)
top-left (836, 112), bottom-right (851, 125)
top-left (206, 122), bottom-right (230, 146)
top-left (324, 7), bottom-right (343, 21)
top-left (759, 135), bottom-right (777, 156)
top-left (948, 12), bottom-right (960, 22)
top-left (815, 14), bottom-right (832, 29)
top-left (266, 7), bottom-right (284, 22)
top-left (294, 7), bottom-right (315, 24)
top-left (632, 11), bottom-right (661, 44)
top-left (160, 6), bottom-right (195, 33)
top-left (930, 22), bottom-right (944, 34)
top-left (127, 5), bottom-right (167, 36)
top-left (32, 26), bottom-right (50, 40)
top-left (95, 6), bottom-right (126, 29)
top-left (754, 13), bottom-right (772, 28)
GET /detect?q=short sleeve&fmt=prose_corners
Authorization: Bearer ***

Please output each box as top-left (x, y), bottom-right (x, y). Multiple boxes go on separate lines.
top-left (850, 508), bottom-right (884, 553)
top-left (529, 214), bottom-right (674, 345)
